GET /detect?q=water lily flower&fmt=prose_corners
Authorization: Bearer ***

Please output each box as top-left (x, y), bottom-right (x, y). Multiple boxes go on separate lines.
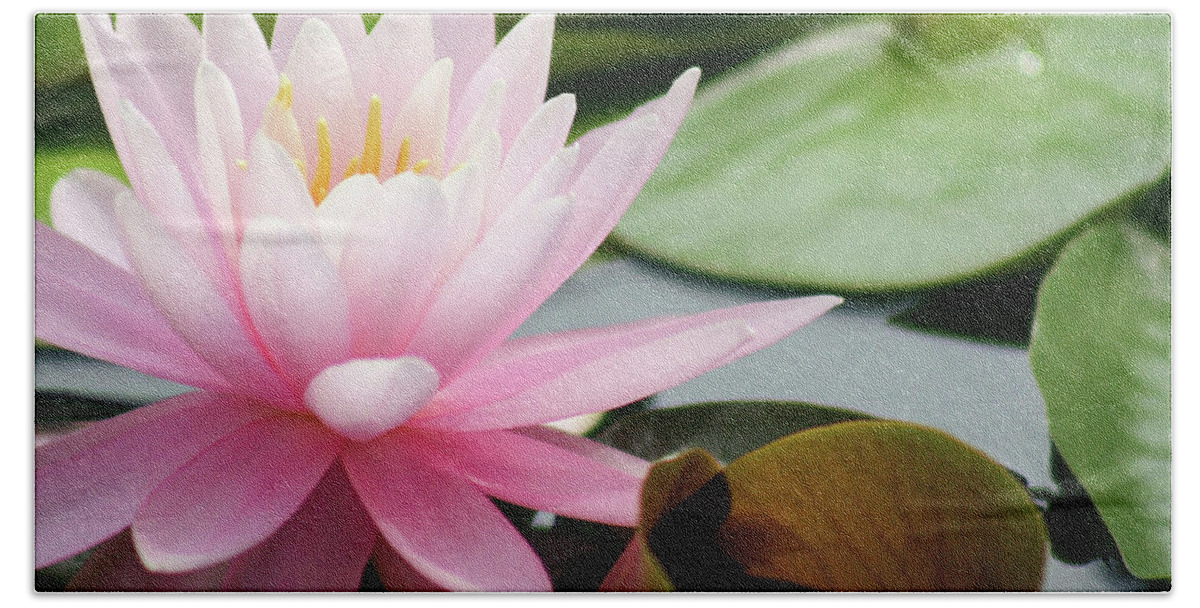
top-left (35, 13), bottom-right (841, 591)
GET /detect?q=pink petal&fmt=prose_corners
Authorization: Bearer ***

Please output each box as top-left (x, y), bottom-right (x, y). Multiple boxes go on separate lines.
top-left (240, 215), bottom-right (352, 389)
top-left (404, 194), bottom-right (573, 380)
top-left (132, 415), bottom-right (344, 573)
top-left (418, 429), bottom-right (647, 526)
top-left (270, 14), bottom-right (366, 72)
top-left (430, 14), bottom-right (494, 103)
top-left (49, 169), bottom-right (131, 271)
top-left (113, 192), bottom-right (295, 406)
top-left (486, 93), bottom-right (577, 225)
top-left (513, 425), bottom-right (652, 479)
top-left (315, 174), bottom-right (386, 265)
top-left (194, 61), bottom-right (245, 265)
top-left (77, 15), bottom-right (204, 193)
top-left (66, 531), bottom-right (227, 591)
top-left (533, 68), bottom-right (701, 295)
top-left (34, 222), bottom-right (229, 392)
top-left (339, 174), bottom-right (450, 357)
top-left (383, 58), bottom-right (452, 177)
top-left (117, 102), bottom-right (241, 310)
top-left (342, 433), bottom-right (552, 591)
top-left (348, 14), bottom-right (434, 130)
top-left (428, 118), bottom-right (658, 371)
top-left (573, 67), bottom-right (700, 176)
top-left (449, 14), bottom-right (554, 152)
top-left (202, 14), bottom-right (277, 138)
top-left (371, 539), bottom-right (445, 591)
top-left (223, 463), bottom-right (375, 591)
top-left (484, 141), bottom-right (579, 238)
top-left (35, 392), bottom-right (268, 568)
top-left (306, 357), bottom-right (440, 442)
top-left (449, 79), bottom-right (506, 169)
top-left (242, 133), bottom-right (319, 229)
top-left (413, 296), bottom-right (843, 431)
top-left (282, 18), bottom-right (359, 180)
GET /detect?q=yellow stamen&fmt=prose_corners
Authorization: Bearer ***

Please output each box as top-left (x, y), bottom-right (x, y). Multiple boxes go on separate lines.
top-left (310, 117), bottom-right (332, 204)
top-left (262, 85), bottom-right (306, 174)
top-left (361, 95), bottom-right (383, 176)
top-left (345, 156), bottom-right (362, 179)
top-left (395, 137), bottom-right (412, 175)
top-left (411, 159), bottom-right (431, 175)
top-left (274, 74), bottom-right (294, 109)
top-left (235, 159), bottom-right (248, 171)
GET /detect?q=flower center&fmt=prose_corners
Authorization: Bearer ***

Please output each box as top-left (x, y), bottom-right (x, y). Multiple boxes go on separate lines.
top-left (261, 75), bottom-right (433, 205)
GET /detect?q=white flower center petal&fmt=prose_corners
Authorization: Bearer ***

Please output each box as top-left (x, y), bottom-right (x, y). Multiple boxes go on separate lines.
top-left (305, 357), bottom-right (440, 441)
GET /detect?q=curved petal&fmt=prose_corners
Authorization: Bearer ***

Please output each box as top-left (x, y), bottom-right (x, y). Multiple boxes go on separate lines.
top-left (240, 215), bottom-right (351, 389)
top-left (430, 14), bottom-right (494, 103)
top-left (348, 14), bottom-right (434, 130)
top-left (419, 429), bottom-right (647, 526)
top-left (113, 191), bottom-right (294, 406)
top-left (449, 14), bottom-right (554, 152)
top-left (486, 93), bottom-right (576, 226)
top-left (538, 68), bottom-right (700, 289)
top-left (314, 174), bottom-right (386, 265)
top-left (283, 17), bottom-right (359, 180)
top-left (572, 66), bottom-right (700, 177)
top-left (202, 13), bottom-right (277, 138)
top-left (223, 463), bottom-right (375, 591)
top-left (305, 357), bottom-right (440, 442)
top-left (384, 58), bottom-right (452, 177)
top-left (194, 61), bottom-right (246, 265)
top-left (484, 141), bottom-right (578, 238)
top-left (77, 14), bottom-right (203, 192)
top-left (118, 102), bottom-right (241, 309)
top-left (437, 117), bottom-right (659, 367)
top-left (270, 13), bottom-right (366, 72)
top-left (340, 174), bottom-right (449, 357)
top-left (436, 158), bottom-right (488, 272)
top-left (35, 222), bottom-right (229, 392)
top-left (404, 194), bottom-right (573, 380)
top-left (413, 296), bottom-right (843, 431)
top-left (49, 169), bottom-right (131, 271)
top-left (35, 392), bottom-right (267, 568)
top-left (66, 530), bottom-right (226, 591)
top-left (343, 433), bottom-right (551, 591)
top-left (131, 415), bottom-right (344, 573)
top-left (371, 539), bottom-right (445, 591)
top-left (449, 78), bottom-right (506, 170)
top-left (242, 134), bottom-right (318, 228)
top-left (513, 425), bottom-right (652, 479)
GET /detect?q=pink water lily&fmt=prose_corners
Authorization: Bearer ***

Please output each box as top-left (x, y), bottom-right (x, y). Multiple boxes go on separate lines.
top-left (34, 13), bottom-right (841, 591)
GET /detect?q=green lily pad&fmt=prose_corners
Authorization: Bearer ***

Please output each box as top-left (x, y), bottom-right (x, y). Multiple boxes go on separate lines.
top-left (614, 15), bottom-right (1170, 291)
top-left (35, 145), bottom-right (126, 226)
top-left (1029, 220), bottom-right (1170, 579)
top-left (594, 399), bottom-right (874, 463)
top-left (721, 420), bottom-right (1047, 590)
